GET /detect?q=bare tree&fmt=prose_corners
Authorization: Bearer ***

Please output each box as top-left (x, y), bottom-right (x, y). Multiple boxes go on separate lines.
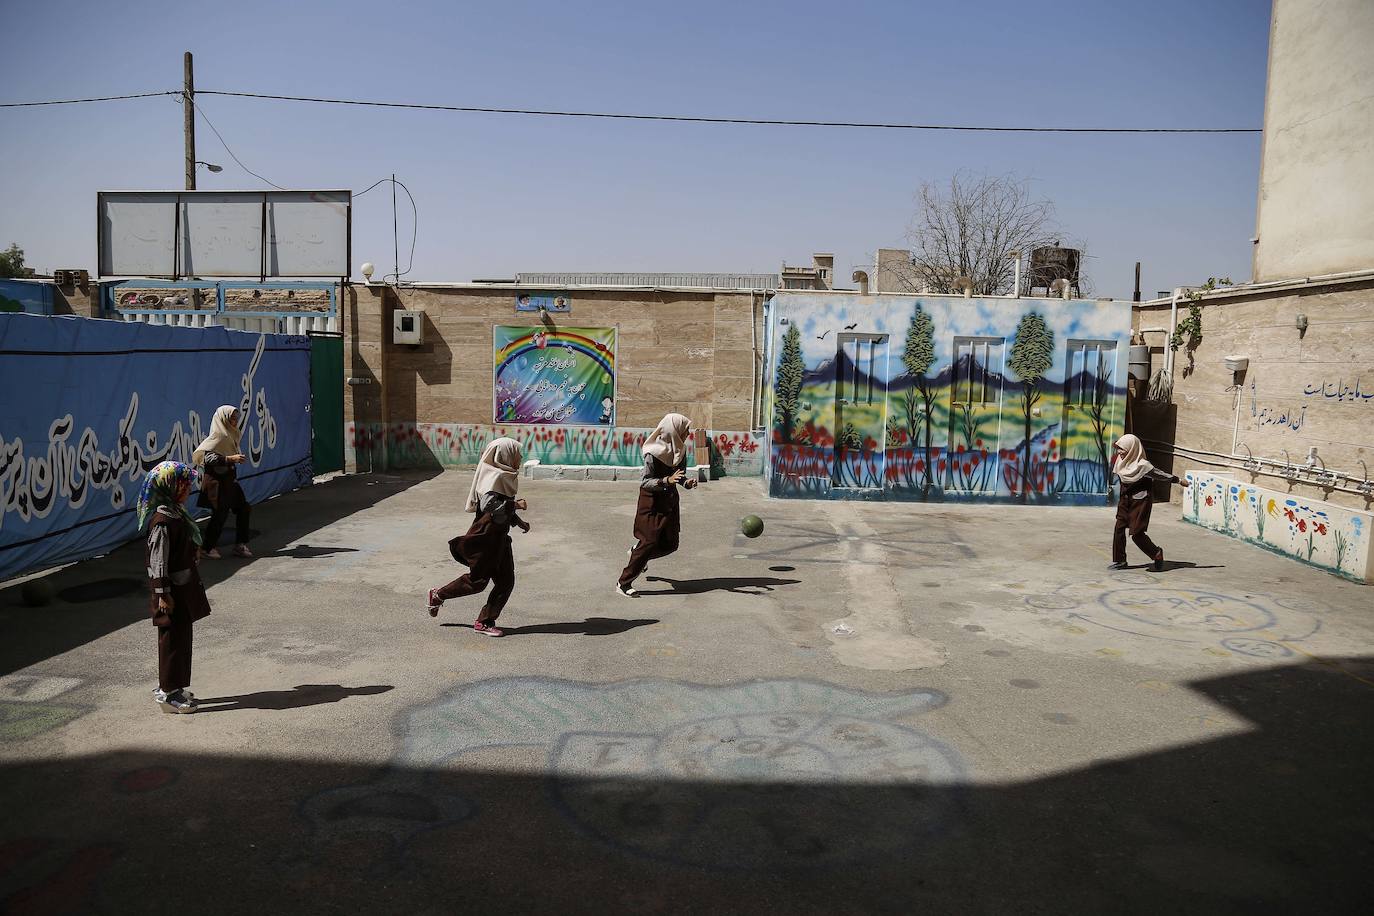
top-left (890, 172), bottom-right (1075, 296)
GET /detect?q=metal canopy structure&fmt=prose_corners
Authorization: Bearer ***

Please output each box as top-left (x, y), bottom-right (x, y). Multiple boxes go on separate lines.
top-left (97, 189), bottom-right (352, 280)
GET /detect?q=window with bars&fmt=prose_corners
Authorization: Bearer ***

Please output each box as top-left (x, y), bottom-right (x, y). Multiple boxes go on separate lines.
top-left (951, 337), bottom-right (1004, 406)
top-left (1065, 341), bottom-right (1115, 407)
top-left (837, 334), bottom-right (882, 404)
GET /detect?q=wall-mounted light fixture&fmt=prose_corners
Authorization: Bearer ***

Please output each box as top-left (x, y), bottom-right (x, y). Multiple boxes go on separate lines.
top-left (1295, 313), bottom-right (1309, 337)
top-left (1224, 354), bottom-right (1249, 384)
top-left (360, 262), bottom-right (375, 284)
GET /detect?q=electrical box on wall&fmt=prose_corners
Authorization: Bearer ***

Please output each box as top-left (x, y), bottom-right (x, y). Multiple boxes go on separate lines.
top-left (393, 309), bottom-right (424, 345)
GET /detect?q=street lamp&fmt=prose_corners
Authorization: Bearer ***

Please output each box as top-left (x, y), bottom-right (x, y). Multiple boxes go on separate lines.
top-left (195, 161), bottom-right (223, 173)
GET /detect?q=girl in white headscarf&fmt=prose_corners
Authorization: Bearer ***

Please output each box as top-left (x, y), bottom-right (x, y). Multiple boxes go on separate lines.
top-left (1109, 433), bottom-right (1189, 571)
top-left (428, 438), bottom-right (529, 636)
top-left (193, 405), bottom-right (253, 559)
top-left (617, 413), bottom-right (697, 596)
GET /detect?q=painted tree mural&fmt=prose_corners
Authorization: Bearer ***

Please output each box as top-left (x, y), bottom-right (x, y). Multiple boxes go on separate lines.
top-left (775, 323), bottom-right (804, 443)
top-left (1008, 312), bottom-right (1054, 503)
top-left (902, 305), bottom-right (936, 494)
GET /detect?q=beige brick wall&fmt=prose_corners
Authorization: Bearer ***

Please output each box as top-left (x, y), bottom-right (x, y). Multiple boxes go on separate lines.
top-left (1132, 278), bottom-right (1374, 510)
top-left (343, 284), bottom-right (764, 442)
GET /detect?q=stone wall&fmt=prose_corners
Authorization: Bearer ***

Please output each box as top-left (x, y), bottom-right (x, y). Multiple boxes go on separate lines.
top-left (1132, 278), bottom-right (1374, 512)
top-left (342, 283), bottom-right (766, 472)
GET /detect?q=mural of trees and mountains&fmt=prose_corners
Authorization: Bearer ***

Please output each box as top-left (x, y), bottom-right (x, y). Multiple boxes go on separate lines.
top-left (767, 294), bottom-right (1130, 504)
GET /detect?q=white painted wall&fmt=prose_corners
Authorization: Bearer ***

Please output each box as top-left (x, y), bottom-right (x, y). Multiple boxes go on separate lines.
top-left (1253, 0), bottom-right (1374, 281)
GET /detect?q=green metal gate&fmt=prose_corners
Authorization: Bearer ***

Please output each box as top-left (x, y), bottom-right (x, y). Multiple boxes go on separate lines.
top-left (309, 332), bottom-right (344, 475)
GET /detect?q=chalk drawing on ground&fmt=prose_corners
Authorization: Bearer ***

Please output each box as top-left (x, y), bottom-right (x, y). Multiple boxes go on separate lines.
top-left (0, 701), bottom-right (89, 741)
top-left (957, 577), bottom-right (1343, 665)
top-left (299, 678), bottom-right (965, 872)
top-left (0, 674), bottom-right (82, 702)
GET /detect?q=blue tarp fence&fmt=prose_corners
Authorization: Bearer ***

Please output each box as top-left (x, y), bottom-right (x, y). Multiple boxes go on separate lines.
top-left (0, 314), bottom-right (313, 580)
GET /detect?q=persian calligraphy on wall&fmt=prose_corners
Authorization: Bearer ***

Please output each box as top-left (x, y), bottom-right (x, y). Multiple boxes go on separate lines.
top-left (492, 326), bottom-right (616, 426)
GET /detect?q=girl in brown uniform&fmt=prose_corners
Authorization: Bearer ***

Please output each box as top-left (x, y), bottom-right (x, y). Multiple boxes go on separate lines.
top-left (617, 413), bottom-right (697, 597)
top-left (138, 461), bottom-right (213, 714)
top-left (1109, 433), bottom-right (1190, 571)
top-left (427, 438), bottom-right (529, 637)
top-left (193, 405), bottom-right (254, 559)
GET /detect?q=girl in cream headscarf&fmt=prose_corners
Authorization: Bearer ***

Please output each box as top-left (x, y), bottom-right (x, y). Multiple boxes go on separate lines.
top-left (1109, 433), bottom-right (1189, 571)
top-left (617, 413), bottom-right (697, 597)
top-left (428, 438), bottom-right (530, 636)
top-left (193, 405), bottom-right (253, 559)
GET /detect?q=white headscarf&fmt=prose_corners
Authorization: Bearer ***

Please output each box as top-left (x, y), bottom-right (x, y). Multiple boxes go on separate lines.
top-left (466, 437), bottom-right (522, 512)
top-left (1113, 433), bottom-right (1154, 484)
top-left (643, 413), bottom-right (692, 468)
top-left (193, 405), bottom-right (242, 465)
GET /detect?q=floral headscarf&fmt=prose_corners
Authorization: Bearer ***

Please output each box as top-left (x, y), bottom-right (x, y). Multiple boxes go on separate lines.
top-left (137, 461), bottom-right (203, 546)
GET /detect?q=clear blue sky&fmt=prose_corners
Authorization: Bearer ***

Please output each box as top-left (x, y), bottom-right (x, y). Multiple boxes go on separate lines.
top-left (0, 0), bottom-right (1271, 298)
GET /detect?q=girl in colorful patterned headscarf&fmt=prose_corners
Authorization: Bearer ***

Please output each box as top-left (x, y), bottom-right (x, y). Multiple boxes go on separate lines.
top-left (138, 461), bottom-right (213, 714)
top-left (137, 461), bottom-right (203, 547)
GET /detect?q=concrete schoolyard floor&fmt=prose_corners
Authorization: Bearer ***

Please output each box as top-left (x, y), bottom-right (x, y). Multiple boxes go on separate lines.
top-left (2, 471), bottom-right (1372, 914)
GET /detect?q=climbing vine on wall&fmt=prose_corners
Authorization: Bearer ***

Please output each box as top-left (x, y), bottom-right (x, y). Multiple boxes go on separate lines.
top-left (1169, 277), bottom-right (1233, 354)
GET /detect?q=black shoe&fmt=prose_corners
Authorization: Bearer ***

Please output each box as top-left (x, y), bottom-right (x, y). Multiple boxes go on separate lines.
top-left (1151, 553), bottom-right (1165, 572)
top-left (1107, 561), bottom-right (1128, 570)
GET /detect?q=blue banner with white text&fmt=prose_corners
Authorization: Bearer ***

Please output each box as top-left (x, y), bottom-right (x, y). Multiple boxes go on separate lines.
top-left (0, 314), bottom-right (313, 580)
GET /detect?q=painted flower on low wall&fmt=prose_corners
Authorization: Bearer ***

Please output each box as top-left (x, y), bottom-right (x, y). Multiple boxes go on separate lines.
top-left (1183, 472), bottom-right (1371, 583)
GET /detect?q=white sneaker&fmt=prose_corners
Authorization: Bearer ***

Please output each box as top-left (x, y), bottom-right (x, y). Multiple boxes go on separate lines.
top-left (156, 690), bottom-right (197, 714)
top-left (616, 583), bottom-right (638, 598)
top-left (203, 548), bottom-right (222, 560)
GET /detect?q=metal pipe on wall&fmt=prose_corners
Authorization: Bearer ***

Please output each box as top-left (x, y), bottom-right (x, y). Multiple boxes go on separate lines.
top-left (1143, 439), bottom-right (1374, 500)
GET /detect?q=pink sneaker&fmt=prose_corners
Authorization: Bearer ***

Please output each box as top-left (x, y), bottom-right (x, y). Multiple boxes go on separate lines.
top-left (203, 548), bottom-right (222, 560)
top-left (472, 621), bottom-right (504, 637)
top-left (427, 588), bottom-right (443, 617)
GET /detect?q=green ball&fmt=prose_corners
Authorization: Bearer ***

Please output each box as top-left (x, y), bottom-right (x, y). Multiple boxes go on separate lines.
top-left (740, 515), bottom-right (764, 538)
top-left (20, 579), bottom-right (56, 607)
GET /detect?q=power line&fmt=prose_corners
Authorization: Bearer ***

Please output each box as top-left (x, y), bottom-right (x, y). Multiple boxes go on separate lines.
top-left (0, 90), bottom-right (180, 108)
top-left (2, 85), bottom-right (1264, 134)
top-left (184, 92), bottom-right (285, 189)
top-left (196, 88), bottom-right (1262, 134)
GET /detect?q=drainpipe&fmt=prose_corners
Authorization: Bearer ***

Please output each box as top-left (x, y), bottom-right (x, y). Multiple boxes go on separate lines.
top-left (1009, 250), bottom-right (1022, 298)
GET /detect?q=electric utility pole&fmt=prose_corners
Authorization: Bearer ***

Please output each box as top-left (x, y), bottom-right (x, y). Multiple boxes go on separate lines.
top-left (184, 51), bottom-right (196, 190)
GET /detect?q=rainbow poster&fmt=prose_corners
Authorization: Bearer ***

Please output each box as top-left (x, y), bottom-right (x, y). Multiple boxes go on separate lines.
top-left (493, 326), bottom-right (617, 425)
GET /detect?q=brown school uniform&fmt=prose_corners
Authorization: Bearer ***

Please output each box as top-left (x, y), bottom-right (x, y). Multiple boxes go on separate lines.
top-left (619, 454), bottom-right (686, 587)
top-left (440, 492), bottom-right (521, 623)
top-left (146, 509), bottom-right (212, 693)
top-left (1112, 469), bottom-right (1178, 563)
top-left (199, 450), bottom-right (252, 547)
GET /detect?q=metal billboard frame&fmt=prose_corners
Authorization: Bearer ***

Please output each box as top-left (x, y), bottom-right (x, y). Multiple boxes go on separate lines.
top-left (97, 189), bottom-right (352, 281)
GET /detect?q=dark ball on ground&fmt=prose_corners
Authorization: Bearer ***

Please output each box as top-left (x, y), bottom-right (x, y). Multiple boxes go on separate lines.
top-left (740, 515), bottom-right (764, 539)
top-left (20, 579), bottom-right (56, 607)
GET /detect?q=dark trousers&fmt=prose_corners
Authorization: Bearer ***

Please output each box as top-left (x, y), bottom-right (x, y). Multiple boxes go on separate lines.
top-left (205, 500), bottom-right (251, 548)
top-left (1112, 516), bottom-right (1161, 563)
top-left (437, 544), bottom-right (515, 623)
top-left (619, 528), bottom-right (680, 587)
top-left (158, 615), bottom-right (194, 692)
